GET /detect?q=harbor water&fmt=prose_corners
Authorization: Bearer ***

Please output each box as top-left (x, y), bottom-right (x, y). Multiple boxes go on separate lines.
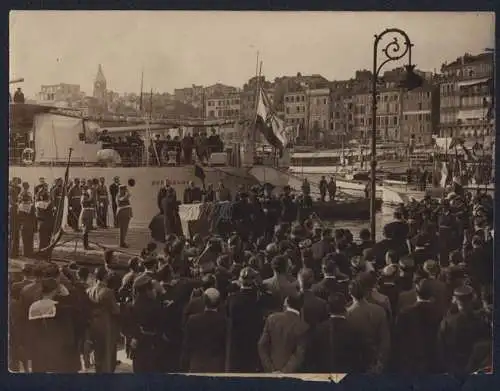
top-left (322, 205), bottom-right (396, 241)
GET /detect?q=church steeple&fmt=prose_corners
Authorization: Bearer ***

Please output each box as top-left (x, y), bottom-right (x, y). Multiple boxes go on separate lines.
top-left (93, 64), bottom-right (107, 101)
top-left (95, 64), bottom-right (106, 84)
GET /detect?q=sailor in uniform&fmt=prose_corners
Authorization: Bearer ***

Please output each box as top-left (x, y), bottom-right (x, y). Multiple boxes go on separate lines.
top-left (17, 183), bottom-right (36, 257)
top-left (80, 187), bottom-right (96, 250)
top-left (67, 179), bottom-right (82, 232)
top-left (116, 184), bottom-right (133, 248)
top-left (96, 177), bottom-right (110, 228)
top-left (109, 176), bottom-right (120, 228)
top-left (9, 177), bottom-right (22, 257)
top-left (35, 186), bottom-right (54, 253)
top-left (50, 177), bottom-right (65, 220)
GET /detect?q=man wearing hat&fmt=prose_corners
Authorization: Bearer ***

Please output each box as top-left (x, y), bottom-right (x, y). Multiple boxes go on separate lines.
top-left (225, 267), bottom-right (265, 372)
top-left (96, 177), bottom-right (110, 228)
top-left (109, 176), bottom-right (120, 228)
top-left (258, 292), bottom-right (309, 373)
top-left (232, 188), bottom-right (251, 242)
top-left (140, 255), bottom-right (166, 297)
top-left (27, 271), bottom-right (81, 373)
top-left (87, 266), bottom-right (120, 373)
top-left (180, 288), bottom-right (227, 373)
top-left (393, 278), bottom-right (443, 373)
top-left (128, 274), bottom-right (165, 373)
top-left (67, 178), bottom-right (82, 231)
top-left (438, 285), bottom-right (490, 374)
top-left (279, 185), bottom-right (297, 224)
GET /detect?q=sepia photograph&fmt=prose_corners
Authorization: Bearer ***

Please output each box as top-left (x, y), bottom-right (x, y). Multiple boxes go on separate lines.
top-left (8, 11), bottom-right (494, 376)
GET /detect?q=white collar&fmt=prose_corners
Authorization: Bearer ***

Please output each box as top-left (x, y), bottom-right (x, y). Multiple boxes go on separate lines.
top-left (286, 307), bottom-right (300, 316)
top-left (330, 314), bottom-right (346, 319)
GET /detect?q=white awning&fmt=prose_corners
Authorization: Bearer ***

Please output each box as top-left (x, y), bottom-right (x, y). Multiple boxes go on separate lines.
top-left (457, 109), bottom-right (489, 121)
top-left (457, 77), bottom-right (489, 88)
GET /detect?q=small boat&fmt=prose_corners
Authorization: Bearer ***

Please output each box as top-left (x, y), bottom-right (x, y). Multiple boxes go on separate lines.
top-left (311, 198), bottom-right (382, 220)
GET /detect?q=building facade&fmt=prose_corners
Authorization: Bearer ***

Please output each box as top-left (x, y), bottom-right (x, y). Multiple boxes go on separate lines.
top-left (205, 92), bottom-right (241, 119)
top-left (439, 52), bottom-right (494, 139)
top-left (284, 90), bottom-right (307, 140)
top-left (401, 84), bottom-right (440, 145)
top-left (38, 83), bottom-right (83, 106)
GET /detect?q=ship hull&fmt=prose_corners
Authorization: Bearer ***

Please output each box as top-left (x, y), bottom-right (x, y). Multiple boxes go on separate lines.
top-left (9, 165), bottom-right (258, 227)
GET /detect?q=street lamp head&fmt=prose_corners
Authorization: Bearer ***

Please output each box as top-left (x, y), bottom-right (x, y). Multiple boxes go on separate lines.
top-left (399, 64), bottom-right (424, 91)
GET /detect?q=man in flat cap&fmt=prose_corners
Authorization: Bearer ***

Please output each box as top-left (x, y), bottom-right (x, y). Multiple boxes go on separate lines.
top-left (116, 184), bottom-right (133, 248)
top-left (298, 268), bottom-right (328, 331)
top-left (261, 182), bottom-right (280, 242)
top-left (180, 288), bottom-right (227, 373)
top-left (438, 285), bottom-right (490, 374)
top-left (279, 185), bottom-right (297, 224)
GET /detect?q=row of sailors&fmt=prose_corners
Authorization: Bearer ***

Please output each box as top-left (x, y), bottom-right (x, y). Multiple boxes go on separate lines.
top-left (9, 176), bottom-right (133, 258)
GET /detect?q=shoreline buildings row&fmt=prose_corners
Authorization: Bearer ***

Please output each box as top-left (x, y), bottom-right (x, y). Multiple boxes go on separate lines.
top-left (31, 51), bottom-right (493, 147)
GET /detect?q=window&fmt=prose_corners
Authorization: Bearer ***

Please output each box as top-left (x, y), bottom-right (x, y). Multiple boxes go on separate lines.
top-left (324, 98), bottom-right (327, 104)
top-left (393, 116), bottom-right (398, 125)
top-left (286, 107), bottom-right (290, 114)
top-left (285, 96), bottom-right (289, 102)
top-left (296, 106), bottom-right (300, 112)
top-left (302, 96), bottom-right (305, 102)
top-left (418, 102), bottom-right (422, 110)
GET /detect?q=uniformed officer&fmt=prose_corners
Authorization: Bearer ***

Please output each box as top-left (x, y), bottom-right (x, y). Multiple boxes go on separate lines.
top-left (116, 184), bottom-right (133, 248)
top-left (96, 177), bottom-right (110, 228)
top-left (67, 178), bottom-right (82, 231)
top-left (17, 183), bottom-right (36, 257)
top-left (80, 188), bottom-right (95, 250)
top-left (35, 186), bottom-right (54, 253)
top-left (33, 177), bottom-right (46, 197)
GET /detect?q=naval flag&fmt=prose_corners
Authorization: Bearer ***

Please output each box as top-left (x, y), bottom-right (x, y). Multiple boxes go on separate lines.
top-left (256, 88), bottom-right (286, 154)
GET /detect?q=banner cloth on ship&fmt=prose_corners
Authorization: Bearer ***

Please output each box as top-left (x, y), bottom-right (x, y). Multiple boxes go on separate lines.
top-left (178, 201), bottom-right (233, 237)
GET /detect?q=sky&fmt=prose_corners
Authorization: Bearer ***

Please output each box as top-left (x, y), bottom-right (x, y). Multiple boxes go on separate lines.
top-left (10, 11), bottom-right (495, 99)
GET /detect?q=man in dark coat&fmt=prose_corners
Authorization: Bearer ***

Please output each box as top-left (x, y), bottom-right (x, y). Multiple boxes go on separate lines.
top-left (393, 279), bottom-right (444, 373)
top-left (312, 257), bottom-right (349, 300)
top-left (309, 293), bottom-right (367, 373)
top-left (438, 285), bottom-right (490, 374)
top-left (180, 288), bottom-right (227, 373)
top-left (129, 275), bottom-right (166, 373)
top-left (280, 185), bottom-right (297, 224)
top-left (298, 268), bottom-right (328, 329)
top-left (109, 176), bottom-right (120, 228)
top-left (225, 267), bottom-right (265, 372)
top-left (258, 293), bottom-right (309, 373)
top-left (162, 186), bottom-right (183, 236)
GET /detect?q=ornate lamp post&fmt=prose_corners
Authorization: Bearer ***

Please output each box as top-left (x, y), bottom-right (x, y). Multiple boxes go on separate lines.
top-left (370, 28), bottom-right (422, 242)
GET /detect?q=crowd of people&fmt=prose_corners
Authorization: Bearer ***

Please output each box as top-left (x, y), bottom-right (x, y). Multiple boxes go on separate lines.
top-left (8, 174), bottom-right (494, 374)
top-left (97, 128), bottom-right (224, 167)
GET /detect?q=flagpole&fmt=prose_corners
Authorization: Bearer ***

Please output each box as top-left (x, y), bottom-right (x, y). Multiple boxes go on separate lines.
top-left (139, 67), bottom-right (144, 113)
